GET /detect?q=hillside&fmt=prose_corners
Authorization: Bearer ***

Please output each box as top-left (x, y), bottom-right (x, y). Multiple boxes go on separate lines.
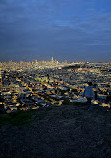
top-left (0, 104), bottom-right (111, 158)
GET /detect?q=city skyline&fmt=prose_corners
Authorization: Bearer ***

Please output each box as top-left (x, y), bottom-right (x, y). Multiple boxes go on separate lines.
top-left (0, 0), bottom-right (111, 62)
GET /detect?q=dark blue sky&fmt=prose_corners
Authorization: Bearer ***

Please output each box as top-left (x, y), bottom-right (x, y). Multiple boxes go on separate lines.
top-left (0, 0), bottom-right (111, 62)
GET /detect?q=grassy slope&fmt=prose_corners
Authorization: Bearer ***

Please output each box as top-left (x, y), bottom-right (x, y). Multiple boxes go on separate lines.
top-left (0, 104), bottom-right (110, 127)
top-left (0, 104), bottom-right (111, 158)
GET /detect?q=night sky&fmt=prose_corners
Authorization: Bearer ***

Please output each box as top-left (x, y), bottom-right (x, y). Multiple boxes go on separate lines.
top-left (0, 0), bottom-right (111, 62)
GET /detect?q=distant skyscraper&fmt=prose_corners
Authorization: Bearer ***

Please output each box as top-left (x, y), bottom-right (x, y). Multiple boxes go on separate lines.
top-left (51, 57), bottom-right (54, 62)
top-left (51, 57), bottom-right (54, 63)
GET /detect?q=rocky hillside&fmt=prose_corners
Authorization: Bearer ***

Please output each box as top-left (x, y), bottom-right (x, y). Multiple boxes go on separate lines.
top-left (0, 104), bottom-right (111, 158)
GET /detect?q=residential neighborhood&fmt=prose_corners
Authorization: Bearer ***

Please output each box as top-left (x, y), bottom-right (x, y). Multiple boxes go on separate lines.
top-left (0, 60), bottom-right (111, 113)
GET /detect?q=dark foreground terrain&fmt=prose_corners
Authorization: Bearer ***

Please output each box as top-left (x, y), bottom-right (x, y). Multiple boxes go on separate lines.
top-left (0, 104), bottom-right (111, 158)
